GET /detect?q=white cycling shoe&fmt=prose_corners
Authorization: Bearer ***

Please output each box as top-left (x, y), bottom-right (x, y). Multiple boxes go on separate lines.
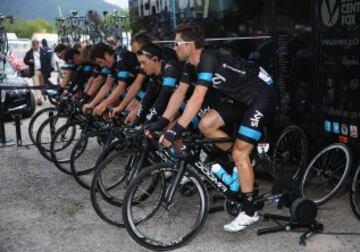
top-left (224, 211), bottom-right (260, 232)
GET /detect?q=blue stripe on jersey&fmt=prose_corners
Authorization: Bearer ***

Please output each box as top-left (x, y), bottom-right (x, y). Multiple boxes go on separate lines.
top-left (117, 71), bottom-right (129, 78)
top-left (198, 72), bottom-right (213, 82)
top-left (137, 91), bottom-right (145, 99)
top-left (163, 77), bottom-right (177, 87)
top-left (238, 126), bottom-right (262, 141)
top-left (101, 68), bottom-right (111, 75)
top-left (83, 65), bottom-right (93, 72)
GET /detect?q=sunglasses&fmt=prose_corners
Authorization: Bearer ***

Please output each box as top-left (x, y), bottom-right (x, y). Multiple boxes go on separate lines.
top-left (136, 49), bottom-right (154, 58)
top-left (173, 41), bottom-right (194, 48)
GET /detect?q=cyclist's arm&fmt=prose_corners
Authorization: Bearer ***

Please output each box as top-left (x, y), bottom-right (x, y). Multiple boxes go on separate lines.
top-left (100, 80), bottom-right (127, 108)
top-left (133, 81), bottom-right (159, 125)
top-left (115, 73), bottom-right (146, 112)
top-left (89, 77), bottom-right (115, 107)
top-left (84, 76), bottom-right (95, 93)
top-left (162, 82), bottom-right (189, 121)
top-left (177, 85), bottom-right (208, 128)
top-left (86, 75), bottom-right (105, 96)
top-left (60, 70), bottom-right (73, 89)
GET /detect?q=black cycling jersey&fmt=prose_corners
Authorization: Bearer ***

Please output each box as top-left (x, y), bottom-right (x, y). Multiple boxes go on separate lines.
top-left (180, 62), bottom-right (197, 100)
top-left (134, 60), bottom-right (181, 125)
top-left (68, 63), bottom-right (94, 93)
top-left (109, 50), bottom-right (140, 86)
top-left (190, 49), bottom-right (273, 106)
top-left (91, 65), bottom-right (101, 78)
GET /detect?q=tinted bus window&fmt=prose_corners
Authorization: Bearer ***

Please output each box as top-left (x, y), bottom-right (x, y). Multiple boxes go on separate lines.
top-left (274, 0), bottom-right (315, 133)
top-left (129, 0), bottom-right (273, 62)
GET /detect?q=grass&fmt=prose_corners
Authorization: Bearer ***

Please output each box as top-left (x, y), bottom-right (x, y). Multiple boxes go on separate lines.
top-left (63, 201), bottom-right (80, 217)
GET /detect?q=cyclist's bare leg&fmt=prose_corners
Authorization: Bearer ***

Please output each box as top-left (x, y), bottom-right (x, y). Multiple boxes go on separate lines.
top-left (199, 109), bottom-right (232, 151)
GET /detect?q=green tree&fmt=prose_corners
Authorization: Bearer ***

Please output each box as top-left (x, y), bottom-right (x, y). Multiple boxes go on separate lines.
top-left (4, 17), bottom-right (55, 38)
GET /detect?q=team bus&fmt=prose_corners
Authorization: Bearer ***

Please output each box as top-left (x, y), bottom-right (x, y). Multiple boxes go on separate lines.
top-left (128, 0), bottom-right (360, 151)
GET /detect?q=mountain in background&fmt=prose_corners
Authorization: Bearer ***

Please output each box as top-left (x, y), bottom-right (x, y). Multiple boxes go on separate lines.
top-left (0, 0), bottom-right (120, 21)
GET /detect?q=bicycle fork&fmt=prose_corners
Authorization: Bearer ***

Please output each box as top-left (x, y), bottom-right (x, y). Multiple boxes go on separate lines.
top-left (163, 160), bottom-right (187, 209)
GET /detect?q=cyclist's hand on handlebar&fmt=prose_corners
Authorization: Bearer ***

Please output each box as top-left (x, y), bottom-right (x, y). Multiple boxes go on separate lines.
top-left (159, 134), bottom-right (172, 148)
top-left (163, 123), bottom-right (185, 141)
top-left (125, 109), bottom-right (137, 124)
top-left (109, 107), bottom-right (121, 118)
top-left (144, 117), bottom-right (170, 139)
top-left (82, 103), bottom-right (94, 114)
top-left (93, 104), bottom-right (107, 116)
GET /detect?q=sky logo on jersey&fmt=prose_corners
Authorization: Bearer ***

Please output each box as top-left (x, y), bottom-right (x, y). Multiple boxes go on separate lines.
top-left (324, 120), bottom-right (331, 132)
top-left (332, 122), bottom-right (340, 134)
top-left (250, 110), bottom-right (264, 128)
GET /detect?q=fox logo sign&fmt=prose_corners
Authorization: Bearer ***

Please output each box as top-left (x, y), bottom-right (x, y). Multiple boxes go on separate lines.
top-left (250, 110), bottom-right (264, 128)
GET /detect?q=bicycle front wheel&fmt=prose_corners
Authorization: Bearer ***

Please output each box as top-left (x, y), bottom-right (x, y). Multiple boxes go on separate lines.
top-left (123, 163), bottom-right (209, 251)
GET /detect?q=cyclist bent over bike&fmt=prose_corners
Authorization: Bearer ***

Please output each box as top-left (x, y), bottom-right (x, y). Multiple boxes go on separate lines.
top-left (161, 23), bottom-right (276, 232)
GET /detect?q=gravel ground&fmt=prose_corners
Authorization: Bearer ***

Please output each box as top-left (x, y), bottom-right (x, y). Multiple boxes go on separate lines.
top-left (1, 102), bottom-right (360, 252)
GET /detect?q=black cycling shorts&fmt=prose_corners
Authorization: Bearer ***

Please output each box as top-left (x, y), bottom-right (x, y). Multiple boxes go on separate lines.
top-left (211, 84), bottom-right (275, 144)
top-left (210, 94), bottom-right (246, 125)
top-left (236, 85), bottom-right (275, 145)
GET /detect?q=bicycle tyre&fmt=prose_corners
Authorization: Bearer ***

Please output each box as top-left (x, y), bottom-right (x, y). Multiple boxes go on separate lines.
top-left (272, 125), bottom-right (309, 179)
top-left (300, 143), bottom-right (352, 205)
top-left (123, 163), bottom-right (209, 251)
top-left (350, 162), bottom-right (360, 220)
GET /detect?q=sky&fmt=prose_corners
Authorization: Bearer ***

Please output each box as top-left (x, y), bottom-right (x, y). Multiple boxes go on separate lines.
top-left (103, 0), bottom-right (128, 9)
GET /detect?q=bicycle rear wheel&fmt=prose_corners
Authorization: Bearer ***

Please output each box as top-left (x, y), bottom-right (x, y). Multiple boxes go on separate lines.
top-left (123, 163), bottom-right (209, 251)
top-left (71, 130), bottom-right (120, 189)
top-left (90, 148), bottom-right (153, 227)
top-left (301, 143), bottom-right (352, 205)
top-left (350, 162), bottom-right (360, 220)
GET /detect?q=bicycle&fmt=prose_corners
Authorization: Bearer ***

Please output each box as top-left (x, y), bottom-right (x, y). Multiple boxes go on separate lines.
top-left (90, 126), bottom-right (172, 227)
top-left (121, 125), bottom-right (308, 250)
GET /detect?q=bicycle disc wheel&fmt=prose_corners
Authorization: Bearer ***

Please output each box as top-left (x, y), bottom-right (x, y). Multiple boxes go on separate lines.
top-left (350, 163), bottom-right (360, 220)
top-left (123, 163), bottom-right (209, 251)
top-left (301, 143), bottom-right (352, 205)
top-left (272, 125), bottom-right (308, 179)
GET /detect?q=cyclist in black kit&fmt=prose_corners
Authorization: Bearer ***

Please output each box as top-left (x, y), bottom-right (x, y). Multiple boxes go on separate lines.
top-left (82, 43), bottom-right (146, 116)
top-left (127, 43), bottom-right (182, 125)
top-left (159, 23), bottom-right (276, 232)
top-left (110, 33), bottom-right (178, 123)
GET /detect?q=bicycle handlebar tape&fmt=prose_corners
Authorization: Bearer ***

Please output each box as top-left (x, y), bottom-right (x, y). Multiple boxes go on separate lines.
top-left (164, 123), bottom-right (185, 143)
